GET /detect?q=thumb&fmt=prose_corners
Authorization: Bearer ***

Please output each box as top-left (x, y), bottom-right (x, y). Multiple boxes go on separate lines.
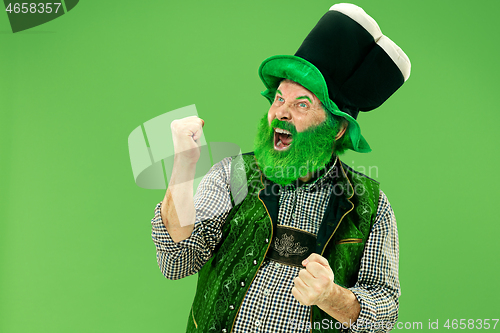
top-left (303, 253), bottom-right (330, 268)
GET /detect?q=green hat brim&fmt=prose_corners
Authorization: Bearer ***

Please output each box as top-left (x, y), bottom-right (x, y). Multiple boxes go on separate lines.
top-left (258, 55), bottom-right (371, 153)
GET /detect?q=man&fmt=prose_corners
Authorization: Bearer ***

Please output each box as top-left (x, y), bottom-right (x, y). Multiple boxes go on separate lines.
top-left (152, 3), bottom-right (410, 332)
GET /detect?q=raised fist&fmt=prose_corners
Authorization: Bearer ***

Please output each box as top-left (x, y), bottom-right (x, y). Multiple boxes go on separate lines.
top-left (170, 116), bottom-right (205, 165)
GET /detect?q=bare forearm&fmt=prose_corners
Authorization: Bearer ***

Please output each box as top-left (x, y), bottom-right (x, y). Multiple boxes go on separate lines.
top-left (160, 159), bottom-right (197, 243)
top-left (318, 284), bottom-right (361, 326)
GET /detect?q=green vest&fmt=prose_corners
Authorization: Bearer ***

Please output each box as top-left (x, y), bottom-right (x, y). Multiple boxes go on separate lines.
top-left (187, 154), bottom-right (380, 333)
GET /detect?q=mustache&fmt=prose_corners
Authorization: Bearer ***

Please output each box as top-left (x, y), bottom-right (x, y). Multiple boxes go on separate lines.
top-left (269, 119), bottom-right (297, 135)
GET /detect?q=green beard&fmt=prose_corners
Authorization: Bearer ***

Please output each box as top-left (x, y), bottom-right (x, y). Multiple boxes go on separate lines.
top-left (254, 114), bottom-right (338, 185)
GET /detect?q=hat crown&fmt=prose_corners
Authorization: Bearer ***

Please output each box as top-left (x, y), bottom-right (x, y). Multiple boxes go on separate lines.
top-left (294, 3), bottom-right (410, 116)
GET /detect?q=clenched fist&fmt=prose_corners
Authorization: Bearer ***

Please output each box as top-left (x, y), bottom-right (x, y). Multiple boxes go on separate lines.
top-left (292, 253), bottom-right (336, 307)
top-left (170, 116), bottom-right (205, 165)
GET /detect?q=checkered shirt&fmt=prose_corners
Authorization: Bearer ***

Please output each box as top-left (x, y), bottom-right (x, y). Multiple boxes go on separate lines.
top-left (151, 157), bottom-right (400, 333)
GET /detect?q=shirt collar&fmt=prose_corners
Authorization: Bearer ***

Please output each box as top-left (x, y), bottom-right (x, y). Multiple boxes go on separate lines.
top-left (282, 155), bottom-right (340, 192)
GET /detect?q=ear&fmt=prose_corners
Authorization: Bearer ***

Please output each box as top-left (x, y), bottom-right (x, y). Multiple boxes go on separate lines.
top-left (335, 120), bottom-right (348, 140)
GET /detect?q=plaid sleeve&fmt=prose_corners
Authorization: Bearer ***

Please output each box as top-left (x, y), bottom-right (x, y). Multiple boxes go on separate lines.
top-left (348, 190), bottom-right (400, 333)
top-left (151, 157), bottom-right (233, 280)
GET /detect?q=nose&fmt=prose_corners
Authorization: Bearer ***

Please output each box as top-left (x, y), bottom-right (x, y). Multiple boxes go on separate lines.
top-left (275, 104), bottom-right (292, 121)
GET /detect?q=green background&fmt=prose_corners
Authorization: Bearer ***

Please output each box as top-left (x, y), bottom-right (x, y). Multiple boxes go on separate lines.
top-left (1, 0), bottom-right (499, 332)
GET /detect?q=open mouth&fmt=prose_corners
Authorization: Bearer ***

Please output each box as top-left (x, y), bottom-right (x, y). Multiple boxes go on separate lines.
top-left (274, 128), bottom-right (293, 151)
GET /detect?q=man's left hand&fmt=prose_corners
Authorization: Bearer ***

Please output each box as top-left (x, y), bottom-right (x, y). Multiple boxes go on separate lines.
top-left (291, 253), bottom-right (338, 308)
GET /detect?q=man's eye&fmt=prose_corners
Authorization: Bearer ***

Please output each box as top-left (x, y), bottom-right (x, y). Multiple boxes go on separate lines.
top-left (298, 102), bottom-right (307, 108)
top-left (276, 97), bottom-right (285, 102)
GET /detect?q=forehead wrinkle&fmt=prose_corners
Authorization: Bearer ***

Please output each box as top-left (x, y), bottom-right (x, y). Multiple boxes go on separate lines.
top-left (277, 80), bottom-right (317, 103)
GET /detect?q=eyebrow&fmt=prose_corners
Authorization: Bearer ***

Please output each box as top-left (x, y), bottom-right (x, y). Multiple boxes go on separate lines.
top-left (275, 90), bottom-right (313, 103)
top-left (296, 96), bottom-right (312, 103)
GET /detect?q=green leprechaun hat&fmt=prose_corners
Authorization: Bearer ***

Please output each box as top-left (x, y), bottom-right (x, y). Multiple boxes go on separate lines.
top-left (259, 3), bottom-right (411, 153)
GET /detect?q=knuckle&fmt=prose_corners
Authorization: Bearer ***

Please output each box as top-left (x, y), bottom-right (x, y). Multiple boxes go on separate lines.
top-left (310, 262), bottom-right (320, 269)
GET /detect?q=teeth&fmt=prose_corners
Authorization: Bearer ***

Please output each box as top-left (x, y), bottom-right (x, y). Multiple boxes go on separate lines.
top-left (277, 139), bottom-right (282, 147)
top-left (275, 128), bottom-right (291, 135)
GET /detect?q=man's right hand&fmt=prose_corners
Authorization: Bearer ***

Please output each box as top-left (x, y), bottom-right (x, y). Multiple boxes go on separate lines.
top-left (161, 116), bottom-right (204, 238)
top-left (171, 116), bottom-right (205, 165)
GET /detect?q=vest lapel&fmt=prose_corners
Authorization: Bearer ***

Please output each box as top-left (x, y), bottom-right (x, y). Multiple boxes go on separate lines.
top-left (258, 178), bottom-right (280, 234)
top-left (316, 161), bottom-right (355, 254)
